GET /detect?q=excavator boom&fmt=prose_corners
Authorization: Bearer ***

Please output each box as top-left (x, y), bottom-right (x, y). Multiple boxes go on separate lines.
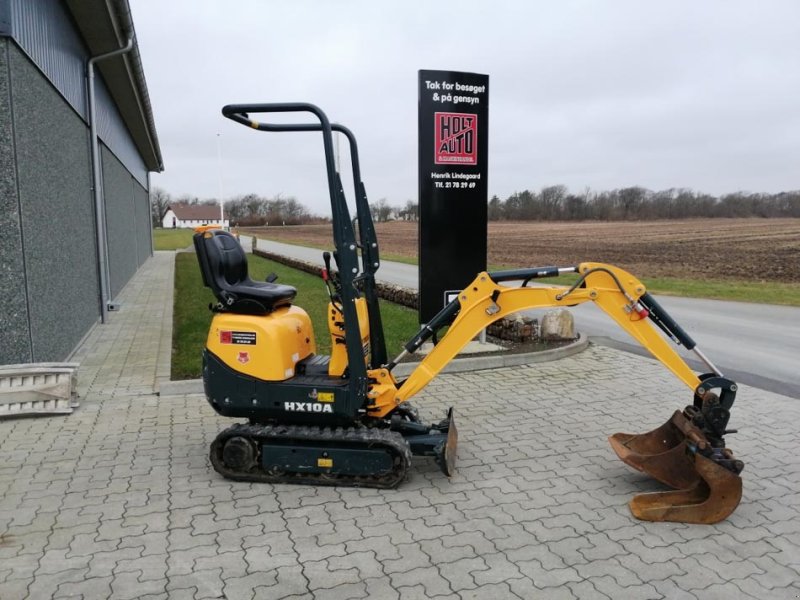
top-left (368, 262), bottom-right (744, 523)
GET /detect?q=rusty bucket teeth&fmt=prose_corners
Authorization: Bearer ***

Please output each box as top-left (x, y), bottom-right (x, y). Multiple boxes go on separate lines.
top-left (609, 411), bottom-right (742, 524)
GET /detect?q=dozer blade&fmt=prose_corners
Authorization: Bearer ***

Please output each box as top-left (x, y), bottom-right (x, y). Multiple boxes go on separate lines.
top-left (609, 410), bottom-right (743, 524)
top-left (434, 407), bottom-right (458, 477)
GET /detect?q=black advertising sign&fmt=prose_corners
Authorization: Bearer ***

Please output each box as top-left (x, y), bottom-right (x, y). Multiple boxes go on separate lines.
top-left (418, 69), bottom-right (489, 323)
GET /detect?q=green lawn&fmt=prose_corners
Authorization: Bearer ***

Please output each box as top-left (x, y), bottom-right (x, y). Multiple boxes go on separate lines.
top-left (172, 252), bottom-right (419, 379)
top-left (154, 228), bottom-right (195, 251)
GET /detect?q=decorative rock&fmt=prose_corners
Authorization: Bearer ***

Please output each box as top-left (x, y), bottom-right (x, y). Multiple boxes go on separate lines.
top-left (540, 309), bottom-right (576, 340)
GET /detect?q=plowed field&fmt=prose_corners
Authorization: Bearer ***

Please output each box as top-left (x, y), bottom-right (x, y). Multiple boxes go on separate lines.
top-left (242, 218), bottom-right (800, 283)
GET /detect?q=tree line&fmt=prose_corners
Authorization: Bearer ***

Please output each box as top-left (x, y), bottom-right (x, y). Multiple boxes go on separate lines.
top-left (152, 185), bottom-right (800, 227)
top-left (490, 186), bottom-right (800, 221)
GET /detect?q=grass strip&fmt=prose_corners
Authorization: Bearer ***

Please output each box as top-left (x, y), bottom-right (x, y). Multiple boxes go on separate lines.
top-left (154, 228), bottom-right (196, 251)
top-left (172, 252), bottom-right (420, 380)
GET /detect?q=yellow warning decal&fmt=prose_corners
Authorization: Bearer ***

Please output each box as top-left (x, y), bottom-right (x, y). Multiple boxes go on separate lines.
top-left (317, 458), bottom-right (333, 468)
top-left (317, 392), bottom-right (335, 403)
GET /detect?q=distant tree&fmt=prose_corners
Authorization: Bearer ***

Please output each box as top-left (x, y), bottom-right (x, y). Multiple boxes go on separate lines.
top-left (371, 198), bottom-right (393, 222)
top-left (150, 187), bottom-right (171, 227)
top-left (540, 185), bottom-right (567, 219)
top-left (400, 200), bottom-right (419, 221)
top-left (488, 195), bottom-right (503, 220)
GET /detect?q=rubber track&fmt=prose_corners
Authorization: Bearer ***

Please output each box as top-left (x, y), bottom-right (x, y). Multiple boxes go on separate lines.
top-left (210, 422), bottom-right (412, 488)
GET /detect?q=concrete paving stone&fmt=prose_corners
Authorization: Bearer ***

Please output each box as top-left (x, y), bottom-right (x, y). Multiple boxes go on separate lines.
top-left (109, 571), bottom-right (168, 599)
top-left (285, 514), bottom-right (335, 539)
top-left (190, 512), bottom-right (239, 535)
top-left (35, 546), bottom-right (93, 575)
top-left (420, 537), bottom-right (477, 564)
top-left (52, 574), bottom-right (115, 599)
top-left (247, 565), bottom-right (309, 600)
top-left (113, 552), bottom-right (170, 581)
top-left (165, 544), bottom-right (219, 577)
top-left (122, 511), bottom-right (170, 534)
top-left (402, 517), bottom-right (456, 543)
top-left (567, 579), bottom-right (613, 599)
top-left (747, 555), bottom-right (800, 590)
top-left (293, 537), bottom-right (348, 562)
top-left (243, 544), bottom-right (297, 573)
top-left (328, 549), bottom-right (386, 580)
top-left (589, 575), bottom-right (660, 600)
top-left (314, 518), bottom-right (364, 546)
top-left (165, 571), bottom-right (226, 598)
top-left (238, 512), bottom-right (287, 533)
top-left (671, 556), bottom-right (732, 590)
top-left (649, 578), bottom-right (699, 599)
top-left (545, 534), bottom-right (594, 566)
top-left (508, 576), bottom-right (577, 600)
top-left (394, 584), bottom-right (459, 600)
top-left (389, 499), bottom-right (438, 521)
top-left (363, 576), bottom-right (401, 600)
top-left (0, 554), bottom-right (37, 582)
top-left (516, 559), bottom-right (583, 588)
top-left (216, 525), bottom-right (266, 553)
top-left (458, 581), bottom-right (520, 600)
top-left (302, 557), bottom-right (361, 591)
top-left (520, 518), bottom-right (582, 544)
top-left (382, 543), bottom-right (433, 575)
top-left (344, 535), bottom-right (401, 562)
top-left (166, 527), bottom-right (217, 552)
top-left (452, 514), bottom-right (514, 539)
top-left (471, 552), bottom-right (525, 586)
top-left (0, 577), bottom-right (33, 600)
top-left (390, 566), bottom-right (454, 597)
top-left (85, 545), bottom-right (145, 579)
top-left (26, 567), bottom-right (90, 599)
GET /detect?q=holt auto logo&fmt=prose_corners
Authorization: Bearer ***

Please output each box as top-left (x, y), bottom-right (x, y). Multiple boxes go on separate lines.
top-left (434, 112), bottom-right (477, 165)
top-left (237, 351), bottom-right (250, 364)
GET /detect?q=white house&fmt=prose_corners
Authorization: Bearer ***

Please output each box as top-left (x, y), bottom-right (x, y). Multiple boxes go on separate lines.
top-left (162, 203), bottom-right (229, 229)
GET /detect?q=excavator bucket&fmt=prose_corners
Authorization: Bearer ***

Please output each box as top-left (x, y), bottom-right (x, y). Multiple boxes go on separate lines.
top-left (609, 410), bottom-right (743, 524)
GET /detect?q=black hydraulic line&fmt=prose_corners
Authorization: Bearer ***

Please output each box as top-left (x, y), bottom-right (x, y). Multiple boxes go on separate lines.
top-left (488, 266), bottom-right (576, 282)
top-left (639, 293), bottom-right (697, 349)
top-left (403, 299), bottom-right (461, 354)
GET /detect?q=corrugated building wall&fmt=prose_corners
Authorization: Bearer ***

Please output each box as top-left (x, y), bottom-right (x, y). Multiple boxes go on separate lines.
top-left (0, 0), bottom-right (156, 364)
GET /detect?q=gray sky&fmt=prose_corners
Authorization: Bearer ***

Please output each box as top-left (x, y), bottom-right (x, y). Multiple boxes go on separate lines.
top-left (132, 0), bottom-right (800, 215)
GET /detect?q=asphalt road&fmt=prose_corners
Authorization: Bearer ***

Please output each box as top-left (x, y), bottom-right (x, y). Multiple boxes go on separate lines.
top-left (250, 237), bottom-right (800, 399)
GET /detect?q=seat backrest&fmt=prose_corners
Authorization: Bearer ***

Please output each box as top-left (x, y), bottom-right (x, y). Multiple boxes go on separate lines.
top-left (193, 230), bottom-right (247, 297)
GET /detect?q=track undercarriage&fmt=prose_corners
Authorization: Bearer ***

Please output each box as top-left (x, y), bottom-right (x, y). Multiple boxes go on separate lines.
top-left (210, 407), bottom-right (457, 488)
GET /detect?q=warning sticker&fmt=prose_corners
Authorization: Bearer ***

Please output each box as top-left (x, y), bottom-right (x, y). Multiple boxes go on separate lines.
top-left (434, 112), bottom-right (477, 165)
top-left (219, 330), bottom-right (257, 345)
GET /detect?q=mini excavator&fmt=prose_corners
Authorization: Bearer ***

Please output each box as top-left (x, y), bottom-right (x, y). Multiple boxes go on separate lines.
top-left (193, 103), bottom-right (744, 524)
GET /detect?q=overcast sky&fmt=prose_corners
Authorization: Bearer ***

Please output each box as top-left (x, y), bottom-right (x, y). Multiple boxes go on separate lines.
top-left (132, 1), bottom-right (800, 215)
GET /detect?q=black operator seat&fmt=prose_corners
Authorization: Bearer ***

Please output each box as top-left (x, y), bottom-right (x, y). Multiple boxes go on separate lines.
top-left (193, 229), bottom-right (296, 314)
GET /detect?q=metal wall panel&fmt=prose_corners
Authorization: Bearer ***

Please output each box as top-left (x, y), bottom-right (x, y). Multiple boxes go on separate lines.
top-left (0, 38), bottom-right (33, 364)
top-left (9, 0), bottom-right (148, 186)
top-left (102, 145), bottom-right (139, 298)
top-left (9, 43), bottom-right (100, 362)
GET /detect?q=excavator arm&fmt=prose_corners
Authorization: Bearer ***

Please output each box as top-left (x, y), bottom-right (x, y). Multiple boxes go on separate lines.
top-left (366, 262), bottom-right (744, 524)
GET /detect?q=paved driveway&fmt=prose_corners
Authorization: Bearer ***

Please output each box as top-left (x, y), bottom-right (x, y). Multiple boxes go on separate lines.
top-left (0, 252), bottom-right (797, 599)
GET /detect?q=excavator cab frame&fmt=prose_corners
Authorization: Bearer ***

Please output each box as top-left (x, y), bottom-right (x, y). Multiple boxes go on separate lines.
top-left (195, 102), bottom-right (744, 524)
